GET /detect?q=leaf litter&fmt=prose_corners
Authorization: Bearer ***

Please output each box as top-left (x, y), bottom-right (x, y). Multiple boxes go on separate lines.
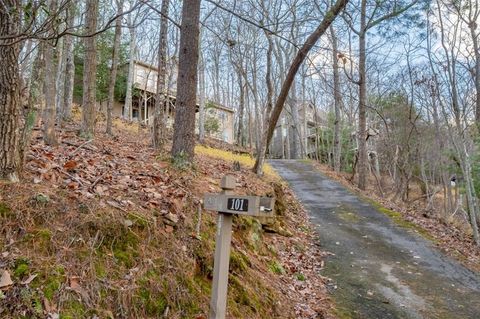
top-left (0, 121), bottom-right (335, 318)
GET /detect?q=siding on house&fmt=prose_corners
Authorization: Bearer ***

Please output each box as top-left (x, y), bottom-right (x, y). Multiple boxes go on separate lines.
top-left (99, 61), bottom-right (235, 144)
top-left (270, 102), bottom-right (326, 159)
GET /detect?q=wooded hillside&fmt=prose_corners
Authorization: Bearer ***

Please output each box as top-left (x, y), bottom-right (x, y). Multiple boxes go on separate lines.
top-left (1, 0), bottom-right (480, 317)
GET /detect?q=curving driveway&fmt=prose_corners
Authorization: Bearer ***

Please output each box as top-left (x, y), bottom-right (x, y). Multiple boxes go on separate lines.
top-left (270, 160), bottom-right (480, 319)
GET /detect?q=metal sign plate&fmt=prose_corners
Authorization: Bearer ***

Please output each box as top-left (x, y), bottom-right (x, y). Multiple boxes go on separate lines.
top-left (204, 194), bottom-right (275, 217)
top-left (227, 198), bottom-right (249, 212)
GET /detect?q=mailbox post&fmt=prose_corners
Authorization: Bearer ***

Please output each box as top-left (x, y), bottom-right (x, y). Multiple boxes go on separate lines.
top-left (204, 175), bottom-right (275, 319)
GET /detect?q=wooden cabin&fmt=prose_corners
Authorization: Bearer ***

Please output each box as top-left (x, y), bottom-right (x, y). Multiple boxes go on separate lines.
top-left (101, 61), bottom-right (235, 144)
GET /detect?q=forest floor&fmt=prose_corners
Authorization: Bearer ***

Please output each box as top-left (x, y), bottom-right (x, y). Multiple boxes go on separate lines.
top-left (0, 117), bottom-right (334, 319)
top-left (310, 162), bottom-right (480, 273)
top-left (270, 160), bottom-right (480, 319)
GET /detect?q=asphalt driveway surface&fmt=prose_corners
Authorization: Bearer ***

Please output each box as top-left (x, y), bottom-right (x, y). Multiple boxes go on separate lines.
top-left (270, 160), bottom-right (480, 319)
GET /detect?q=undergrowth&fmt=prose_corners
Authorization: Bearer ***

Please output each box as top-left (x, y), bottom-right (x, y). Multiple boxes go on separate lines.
top-left (0, 177), bottom-right (294, 318)
top-left (195, 145), bottom-right (278, 177)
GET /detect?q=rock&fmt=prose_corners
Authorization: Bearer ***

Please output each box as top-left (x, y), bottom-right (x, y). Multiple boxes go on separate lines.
top-left (163, 212), bottom-right (179, 226)
top-left (263, 223), bottom-right (293, 237)
top-left (34, 193), bottom-right (50, 204)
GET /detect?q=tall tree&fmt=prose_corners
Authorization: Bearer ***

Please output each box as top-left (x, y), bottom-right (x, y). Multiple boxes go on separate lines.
top-left (81, 0), bottom-right (99, 138)
top-left (254, 0), bottom-right (349, 174)
top-left (153, 0), bottom-right (170, 148)
top-left (59, 2), bottom-right (76, 121)
top-left (447, 0), bottom-right (480, 128)
top-left (43, 0), bottom-right (59, 145)
top-left (433, 0), bottom-right (480, 244)
top-left (198, 47), bottom-right (206, 142)
top-left (0, 0), bottom-right (22, 182)
top-left (171, 0), bottom-right (201, 162)
top-left (343, 0), bottom-right (420, 190)
top-left (331, 26), bottom-right (343, 172)
top-left (124, 13), bottom-right (137, 121)
top-left (43, 39), bottom-right (58, 144)
top-left (106, 0), bottom-right (124, 135)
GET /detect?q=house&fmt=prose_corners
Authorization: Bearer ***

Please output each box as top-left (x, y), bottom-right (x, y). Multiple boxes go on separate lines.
top-left (270, 102), bottom-right (326, 159)
top-left (102, 61), bottom-right (235, 144)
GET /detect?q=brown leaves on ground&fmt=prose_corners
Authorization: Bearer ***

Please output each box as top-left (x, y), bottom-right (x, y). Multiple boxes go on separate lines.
top-left (0, 121), bottom-right (334, 318)
top-left (24, 125), bottom-right (184, 220)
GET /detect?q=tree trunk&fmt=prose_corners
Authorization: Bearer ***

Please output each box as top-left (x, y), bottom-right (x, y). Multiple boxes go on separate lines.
top-left (0, 0), bottom-right (22, 182)
top-left (153, 0), bottom-right (170, 148)
top-left (171, 0), bottom-right (201, 162)
top-left (43, 40), bottom-right (58, 145)
top-left (290, 81), bottom-right (303, 159)
top-left (106, 0), bottom-right (124, 135)
top-left (81, 0), bottom-right (99, 138)
top-left (236, 72), bottom-right (245, 146)
top-left (331, 26), bottom-right (343, 172)
top-left (254, 0), bottom-right (349, 174)
top-left (251, 57), bottom-right (262, 153)
top-left (470, 23), bottom-right (480, 129)
top-left (55, 36), bottom-right (64, 116)
top-left (462, 148), bottom-right (480, 244)
top-left (198, 51), bottom-right (206, 142)
top-left (61, 2), bottom-right (75, 121)
top-left (20, 39), bottom-right (34, 89)
top-left (253, 33), bottom-right (274, 174)
top-left (357, 0), bottom-right (368, 190)
top-left (42, 0), bottom-right (58, 145)
top-left (21, 43), bottom-right (45, 167)
top-left (124, 26), bottom-right (136, 121)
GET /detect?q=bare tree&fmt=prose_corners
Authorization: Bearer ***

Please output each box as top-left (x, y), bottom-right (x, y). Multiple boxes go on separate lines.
top-left (81, 0), bottom-right (99, 138)
top-left (254, 0), bottom-right (349, 174)
top-left (59, 2), bottom-right (76, 121)
top-left (0, 0), bottom-right (22, 182)
top-left (42, 0), bottom-right (59, 145)
top-left (447, 0), bottom-right (480, 128)
top-left (124, 15), bottom-right (137, 121)
top-left (330, 26), bottom-right (343, 172)
top-left (343, 0), bottom-right (421, 190)
top-left (106, 0), bottom-right (124, 135)
top-left (43, 39), bottom-right (58, 144)
top-left (433, 0), bottom-right (480, 244)
top-left (153, 0), bottom-right (170, 148)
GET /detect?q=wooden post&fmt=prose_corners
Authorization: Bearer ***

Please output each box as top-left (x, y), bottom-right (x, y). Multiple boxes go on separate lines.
top-left (209, 175), bottom-right (235, 319)
top-left (204, 176), bottom-right (274, 318)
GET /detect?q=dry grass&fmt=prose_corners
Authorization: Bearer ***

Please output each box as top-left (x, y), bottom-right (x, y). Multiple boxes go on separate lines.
top-left (195, 144), bottom-right (278, 178)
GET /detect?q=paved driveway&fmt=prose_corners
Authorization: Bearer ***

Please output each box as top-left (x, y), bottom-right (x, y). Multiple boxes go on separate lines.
top-left (270, 160), bottom-right (480, 319)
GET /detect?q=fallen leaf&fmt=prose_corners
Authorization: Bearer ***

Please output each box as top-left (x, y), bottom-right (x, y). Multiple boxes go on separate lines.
top-left (21, 274), bottom-right (38, 285)
top-left (63, 160), bottom-right (77, 171)
top-left (0, 270), bottom-right (13, 288)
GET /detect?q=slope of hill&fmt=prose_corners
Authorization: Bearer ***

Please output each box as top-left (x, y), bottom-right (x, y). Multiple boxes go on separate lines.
top-left (0, 120), bottom-right (333, 319)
